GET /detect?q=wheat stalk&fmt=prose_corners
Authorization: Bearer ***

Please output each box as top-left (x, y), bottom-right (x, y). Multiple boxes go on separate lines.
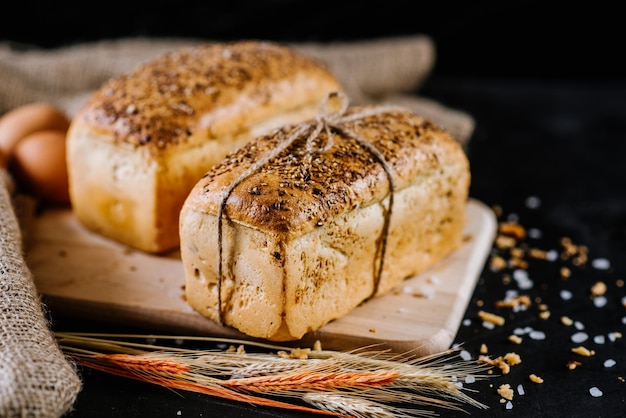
top-left (56, 332), bottom-right (490, 417)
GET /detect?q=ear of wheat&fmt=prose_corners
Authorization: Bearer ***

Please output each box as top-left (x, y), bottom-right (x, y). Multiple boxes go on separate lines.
top-left (56, 332), bottom-right (491, 418)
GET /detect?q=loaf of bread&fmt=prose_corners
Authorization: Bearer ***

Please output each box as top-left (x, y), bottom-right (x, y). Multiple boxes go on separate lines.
top-left (66, 40), bottom-right (343, 253)
top-left (179, 95), bottom-right (470, 341)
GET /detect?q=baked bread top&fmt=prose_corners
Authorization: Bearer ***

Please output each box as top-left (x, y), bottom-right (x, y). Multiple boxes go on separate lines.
top-left (72, 40), bottom-right (342, 151)
top-left (184, 99), bottom-right (470, 237)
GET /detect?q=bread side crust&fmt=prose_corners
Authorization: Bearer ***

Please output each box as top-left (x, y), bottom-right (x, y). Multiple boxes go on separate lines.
top-left (180, 107), bottom-right (470, 340)
top-left (66, 41), bottom-right (343, 253)
top-left (67, 105), bottom-right (331, 252)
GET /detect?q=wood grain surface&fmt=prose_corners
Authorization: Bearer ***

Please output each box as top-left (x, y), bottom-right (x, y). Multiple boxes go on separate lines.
top-left (25, 198), bottom-right (496, 355)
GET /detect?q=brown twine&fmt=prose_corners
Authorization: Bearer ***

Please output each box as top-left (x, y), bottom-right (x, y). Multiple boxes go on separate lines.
top-left (216, 92), bottom-right (402, 325)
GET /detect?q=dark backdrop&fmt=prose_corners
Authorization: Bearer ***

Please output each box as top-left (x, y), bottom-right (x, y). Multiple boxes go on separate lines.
top-left (1, 1), bottom-right (624, 82)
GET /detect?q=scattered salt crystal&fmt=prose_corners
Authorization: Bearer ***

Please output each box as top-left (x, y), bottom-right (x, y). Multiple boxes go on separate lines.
top-left (513, 269), bottom-right (529, 281)
top-left (525, 195), bottom-right (541, 209)
top-left (609, 332), bottom-right (620, 342)
top-left (420, 285), bottom-right (436, 299)
top-left (593, 296), bottom-right (608, 308)
top-left (529, 330), bottom-right (546, 340)
top-left (604, 359), bottom-right (616, 368)
top-left (513, 303), bottom-right (528, 313)
top-left (460, 350), bottom-right (472, 361)
top-left (591, 258), bottom-right (611, 270)
top-left (622, 296), bottom-right (626, 306)
top-left (519, 279), bottom-right (535, 290)
top-left (397, 307), bottom-right (409, 313)
top-left (528, 228), bottom-right (543, 239)
top-left (482, 321), bottom-right (496, 330)
top-left (571, 332), bottom-right (589, 343)
top-left (589, 387), bottom-right (603, 397)
top-left (514, 326), bottom-right (533, 335)
top-left (465, 375), bottom-right (476, 384)
top-left (517, 384), bottom-right (525, 395)
top-left (505, 401), bottom-right (513, 410)
top-left (177, 411), bottom-right (182, 416)
top-left (454, 381), bottom-right (464, 388)
top-left (622, 317), bottom-right (626, 325)
top-left (174, 339), bottom-right (185, 346)
top-left (545, 249), bottom-right (558, 261)
top-left (560, 290), bottom-right (573, 300)
top-left (513, 327), bottom-right (526, 335)
top-left (428, 275), bottom-right (441, 284)
top-left (462, 318), bottom-right (472, 326)
top-left (574, 321), bottom-right (585, 330)
top-left (402, 285), bottom-right (413, 294)
top-left (593, 335), bottom-right (606, 344)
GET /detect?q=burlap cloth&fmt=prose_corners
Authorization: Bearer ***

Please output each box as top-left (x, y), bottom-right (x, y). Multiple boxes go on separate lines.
top-left (0, 35), bottom-right (475, 417)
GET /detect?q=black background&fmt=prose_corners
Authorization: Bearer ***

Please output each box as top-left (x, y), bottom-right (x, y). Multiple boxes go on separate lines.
top-left (1, 1), bottom-right (625, 82)
top-left (3, 2), bottom-right (626, 417)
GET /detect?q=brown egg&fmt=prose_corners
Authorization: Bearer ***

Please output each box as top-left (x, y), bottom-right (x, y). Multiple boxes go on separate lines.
top-left (0, 103), bottom-right (70, 157)
top-left (10, 129), bottom-right (70, 205)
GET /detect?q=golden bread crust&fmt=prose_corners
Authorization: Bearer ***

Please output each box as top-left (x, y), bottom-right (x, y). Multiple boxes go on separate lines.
top-left (66, 40), bottom-right (343, 253)
top-left (185, 107), bottom-right (467, 236)
top-left (74, 40), bottom-right (341, 149)
top-left (180, 105), bottom-right (470, 340)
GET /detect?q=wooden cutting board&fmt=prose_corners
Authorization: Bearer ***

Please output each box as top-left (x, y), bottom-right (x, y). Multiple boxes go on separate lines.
top-left (24, 198), bottom-right (496, 355)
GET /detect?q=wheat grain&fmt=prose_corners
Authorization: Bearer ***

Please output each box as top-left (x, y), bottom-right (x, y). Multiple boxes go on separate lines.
top-left (303, 392), bottom-right (438, 418)
top-left (56, 332), bottom-right (490, 417)
top-left (224, 370), bottom-right (399, 392)
top-left (98, 353), bottom-right (190, 375)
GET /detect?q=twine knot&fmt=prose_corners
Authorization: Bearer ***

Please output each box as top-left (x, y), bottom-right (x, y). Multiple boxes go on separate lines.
top-left (216, 92), bottom-right (401, 325)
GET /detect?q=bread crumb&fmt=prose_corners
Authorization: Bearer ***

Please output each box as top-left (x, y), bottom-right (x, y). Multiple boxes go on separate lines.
top-left (567, 360), bottom-right (582, 370)
top-left (495, 235), bottom-right (517, 250)
top-left (560, 267), bottom-right (571, 279)
top-left (590, 281), bottom-right (607, 297)
top-left (497, 383), bottom-right (514, 400)
top-left (539, 310), bottom-right (551, 320)
top-left (278, 348), bottom-right (311, 360)
top-left (490, 255), bottom-right (507, 272)
top-left (495, 294), bottom-right (531, 309)
top-left (508, 335), bottom-right (523, 344)
top-left (528, 247), bottom-right (547, 259)
top-left (478, 352), bottom-right (521, 375)
top-left (529, 374), bottom-right (544, 383)
top-left (504, 352), bottom-right (522, 366)
top-left (499, 222), bottom-right (526, 240)
top-left (561, 316), bottom-right (574, 326)
top-left (480, 343), bottom-right (488, 354)
top-left (312, 340), bottom-right (322, 351)
top-left (572, 346), bottom-right (595, 357)
top-left (369, 328), bottom-right (377, 333)
top-left (478, 310), bottom-right (505, 326)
